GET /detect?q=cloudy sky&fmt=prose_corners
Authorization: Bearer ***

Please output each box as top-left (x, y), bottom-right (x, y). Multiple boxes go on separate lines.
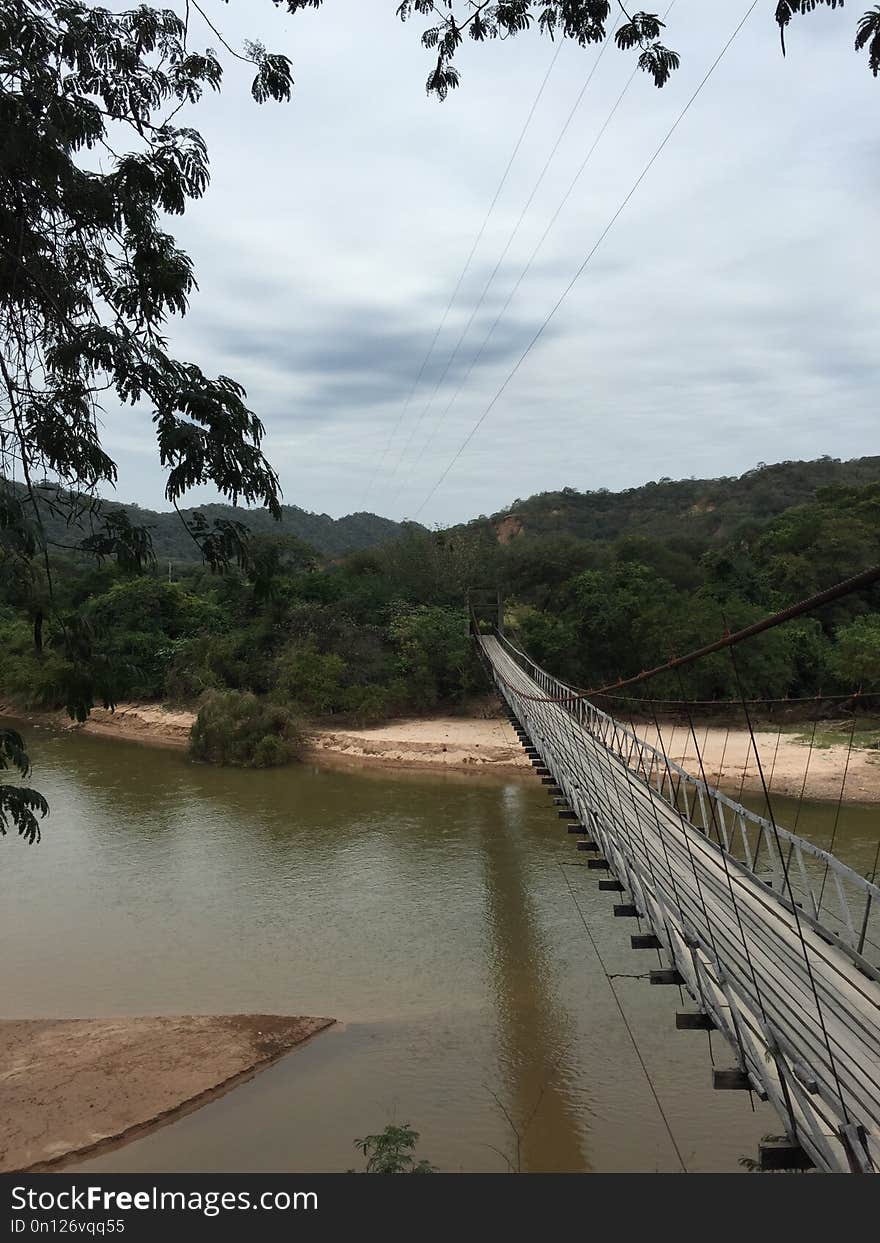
top-left (102, 1), bottom-right (878, 525)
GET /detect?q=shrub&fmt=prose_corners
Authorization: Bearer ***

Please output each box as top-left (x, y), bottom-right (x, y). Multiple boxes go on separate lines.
top-left (352, 1124), bottom-right (435, 1174)
top-left (343, 683), bottom-right (401, 726)
top-left (189, 690), bottom-right (304, 768)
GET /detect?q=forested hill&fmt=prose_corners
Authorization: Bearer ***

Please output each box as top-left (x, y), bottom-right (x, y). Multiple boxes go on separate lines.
top-left (29, 457), bottom-right (879, 563)
top-left (2, 456), bottom-right (879, 749)
top-left (31, 494), bottom-right (420, 560)
top-left (467, 456), bottom-right (880, 546)
top-left (164, 503), bottom-right (420, 559)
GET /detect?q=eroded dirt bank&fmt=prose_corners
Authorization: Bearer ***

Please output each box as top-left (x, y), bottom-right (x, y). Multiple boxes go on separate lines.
top-left (1, 1014), bottom-right (334, 1173)
top-left (0, 701), bottom-right (193, 748)
top-left (308, 716), bottom-right (531, 774)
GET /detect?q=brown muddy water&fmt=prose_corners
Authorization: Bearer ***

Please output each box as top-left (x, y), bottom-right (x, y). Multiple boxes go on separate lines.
top-left (2, 723), bottom-right (877, 1173)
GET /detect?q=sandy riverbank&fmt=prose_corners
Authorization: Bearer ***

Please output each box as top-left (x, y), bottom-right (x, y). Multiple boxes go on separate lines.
top-left (1, 1014), bottom-right (334, 1172)
top-left (3, 701), bottom-right (878, 801)
top-left (634, 722), bottom-right (880, 803)
top-left (0, 700), bottom-right (195, 749)
top-left (1, 701), bottom-right (534, 774)
top-left (309, 716), bottom-right (532, 775)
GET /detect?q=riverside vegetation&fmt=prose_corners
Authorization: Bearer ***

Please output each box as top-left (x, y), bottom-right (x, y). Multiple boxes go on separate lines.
top-left (1, 459), bottom-right (879, 769)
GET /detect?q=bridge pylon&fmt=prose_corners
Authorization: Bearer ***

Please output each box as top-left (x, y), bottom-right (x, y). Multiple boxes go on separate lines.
top-left (466, 587), bottom-right (504, 637)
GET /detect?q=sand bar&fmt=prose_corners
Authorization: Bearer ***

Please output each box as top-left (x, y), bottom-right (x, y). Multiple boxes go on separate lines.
top-left (1, 1014), bottom-right (334, 1172)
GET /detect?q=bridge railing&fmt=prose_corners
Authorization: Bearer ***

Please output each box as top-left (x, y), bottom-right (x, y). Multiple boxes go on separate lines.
top-left (492, 630), bottom-right (880, 977)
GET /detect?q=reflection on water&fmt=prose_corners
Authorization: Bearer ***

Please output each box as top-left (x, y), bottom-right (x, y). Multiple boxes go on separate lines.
top-left (3, 723), bottom-right (874, 1172)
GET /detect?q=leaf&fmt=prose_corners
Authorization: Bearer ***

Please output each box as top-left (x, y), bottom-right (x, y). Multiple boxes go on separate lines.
top-left (855, 7), bottom-right (880, 76)
top-left (639, 43), bottom-right (681, 89)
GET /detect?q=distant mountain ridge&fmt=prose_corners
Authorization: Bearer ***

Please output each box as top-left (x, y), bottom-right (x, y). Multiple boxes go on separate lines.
top-left (17, 455), bottom-right (880, 563)
top-left (463, 456), bottom-right (880, 547)
top-left (24, 493), bottom-right (420, 561)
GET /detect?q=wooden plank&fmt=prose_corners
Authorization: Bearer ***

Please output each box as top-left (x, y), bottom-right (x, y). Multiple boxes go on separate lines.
top-left (480, 636), bottom-right (880, 1172)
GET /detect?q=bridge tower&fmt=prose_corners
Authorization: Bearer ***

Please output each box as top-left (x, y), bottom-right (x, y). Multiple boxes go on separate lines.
top-left (466, 587), bottom-right (504, 637)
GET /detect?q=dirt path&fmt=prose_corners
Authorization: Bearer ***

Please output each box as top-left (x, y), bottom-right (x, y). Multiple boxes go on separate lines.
top-left (1, 1014), bottom-right (334, 1172)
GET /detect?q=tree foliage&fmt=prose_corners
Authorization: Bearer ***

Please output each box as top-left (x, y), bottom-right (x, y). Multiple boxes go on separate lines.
top-left (0, 727), bottom-right (48, 842)
top-left (0, 461), bottom-right (878, 836)
top-left (282, 1), bottom-right (880, 98)
top-left (1, 1), bottom-right (297, 837)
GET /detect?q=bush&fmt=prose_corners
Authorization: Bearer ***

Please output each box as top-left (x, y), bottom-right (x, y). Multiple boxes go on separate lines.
top-left (189, 690), bottom-right (304, 768)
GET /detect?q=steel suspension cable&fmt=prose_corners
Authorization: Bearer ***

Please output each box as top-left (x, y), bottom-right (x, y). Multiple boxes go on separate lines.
top-left (402, 0), bottom-right (677, 488)
top-left (359, 37), bottom-right (564, 509)
top-left (496, 567), bottom-right (880, 704)
top-left (670, 669), bottom-right (803, 1132)
top-left (817, 704), bottom-right (860, 913)
top-left (726, 642), bottom-right (856, 1141)
top-left (411, 0), bottom-right (761, 520)
top-left (386, 22), bottom-right (625, 498)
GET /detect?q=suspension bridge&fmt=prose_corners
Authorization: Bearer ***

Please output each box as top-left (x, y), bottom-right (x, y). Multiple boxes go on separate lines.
top-left (473, 619), bottom-right (880, 1175)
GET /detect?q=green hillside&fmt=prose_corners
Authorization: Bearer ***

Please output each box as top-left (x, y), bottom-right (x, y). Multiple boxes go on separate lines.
top-left (467, 456), bottom-right (880, 547)
top-left (2, 456), bottom-right (878, 748)
top-left (24, 492), bottom-right (420, 561)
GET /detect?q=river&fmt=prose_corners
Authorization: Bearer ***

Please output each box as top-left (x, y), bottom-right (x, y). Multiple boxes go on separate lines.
top-left (2, 724), bottom-right (877, 1173)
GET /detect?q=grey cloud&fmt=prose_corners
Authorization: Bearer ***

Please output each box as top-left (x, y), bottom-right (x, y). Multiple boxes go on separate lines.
top-left (96, 0), bottom-right (878, 525)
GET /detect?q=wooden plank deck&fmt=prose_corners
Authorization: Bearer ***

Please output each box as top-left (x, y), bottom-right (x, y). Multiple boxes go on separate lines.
top-left (481, 635), bottom-right (880, 1173)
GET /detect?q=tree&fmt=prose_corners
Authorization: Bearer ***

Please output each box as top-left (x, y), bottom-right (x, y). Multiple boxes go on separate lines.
top-left (829, 615), bottom-right (880, 689)
top-left (282, 1), bottom-right (880, 99)
top-left (189, 689), bottom-right (304, 767)
top-left (2, 2), bottom-right (295, 840)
